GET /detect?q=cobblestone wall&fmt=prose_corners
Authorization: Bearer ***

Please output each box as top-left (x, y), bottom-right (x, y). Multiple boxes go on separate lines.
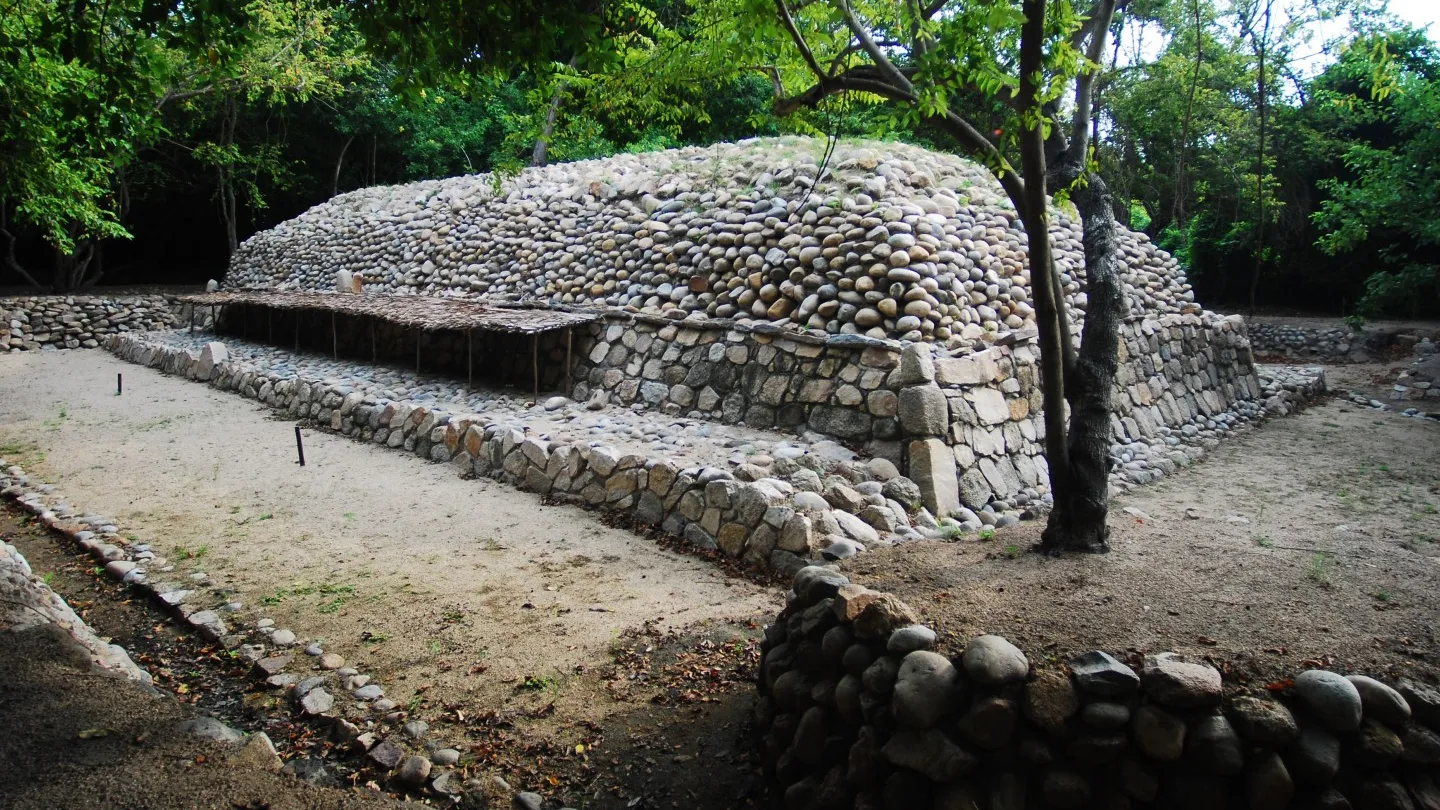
top-left (568, 310), bottom-right (1273, 517)
top-left (1, 295), bottom-right (180, 351)
top-left (761, 567), bottom-right (1440, 810)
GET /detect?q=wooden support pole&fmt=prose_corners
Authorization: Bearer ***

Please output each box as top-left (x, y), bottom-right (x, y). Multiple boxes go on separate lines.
top-left (532, 334), bottom-right (539, 397)
top-left (268, 309), bottom-right (273, 343)
top-left (189, 307), bottom-right (196, 333)
top-left (331, 312), bottom-right (338, 359)
top-left (416, 330), bottom-right (422, 374)
top-left (294, 315), bottom-right (299, 351)
top-left (564, 329), bottom-right (573, 394)
top-left (241, 304), bottom-right (247, 339)
top-left (210, 305), bottom-right (216, 333)
top-left (467, 329), bottom-right (474, 390)
top-left (370, 318), bottom-right (376, 364)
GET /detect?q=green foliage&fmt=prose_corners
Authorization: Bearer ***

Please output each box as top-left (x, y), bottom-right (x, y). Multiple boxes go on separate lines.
top-left (1311, 30), bottom-right (1440, 315)
top-left (1103, 3), bottom-right (1440, 316)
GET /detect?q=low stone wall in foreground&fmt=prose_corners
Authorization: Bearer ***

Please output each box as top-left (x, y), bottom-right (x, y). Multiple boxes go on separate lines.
top-left (760, 568), bottom-right (1440, 810)
top-left (1, 294), bottom-right (182, 351)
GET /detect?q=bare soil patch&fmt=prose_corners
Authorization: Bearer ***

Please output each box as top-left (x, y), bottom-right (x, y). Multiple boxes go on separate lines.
top-left (850, 386), bottom-right (1440, 684)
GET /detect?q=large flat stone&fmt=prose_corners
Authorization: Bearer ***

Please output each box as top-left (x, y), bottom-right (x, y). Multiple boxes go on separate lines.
top-left (907, 438), bottom-right (960, 518)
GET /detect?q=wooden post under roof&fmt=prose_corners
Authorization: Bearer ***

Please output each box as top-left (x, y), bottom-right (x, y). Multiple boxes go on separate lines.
top-left (467, 329), bottom-right (473, 390)
top-left (564, 329), bottom-right (573, 394)
top-left (331, 312), bottom-right (338, 359)
top-left (416, 329), bottom-right (422, 374)
top-left (370, 318), bottom-right (376, 363)
top-left (267, 308), bottom-right (273, 343)
top-left (532, 334), bottom-right (539, 397)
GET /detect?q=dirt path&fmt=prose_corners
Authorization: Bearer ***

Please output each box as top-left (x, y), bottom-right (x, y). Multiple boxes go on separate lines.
top-left (0, 350), bottom-right (778, 727)
top-left (854, 385), bottom-right (1440, 683)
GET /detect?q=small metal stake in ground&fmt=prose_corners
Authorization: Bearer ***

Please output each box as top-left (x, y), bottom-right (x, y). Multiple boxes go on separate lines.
top-left (294, 425), bottom-right (306, 466)
top-left (116, 373), bottom-right (122, 396)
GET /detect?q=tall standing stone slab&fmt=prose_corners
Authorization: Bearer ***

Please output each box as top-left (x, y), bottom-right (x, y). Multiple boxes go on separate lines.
top-left (195, 341), bottom-right (228, 381)
top-left (907, 438), bottom-right (960, 518)
top-left (899, 384), bottom-right (948, 436)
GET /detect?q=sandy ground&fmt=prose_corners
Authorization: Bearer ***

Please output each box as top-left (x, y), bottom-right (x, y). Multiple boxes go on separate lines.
top-left (0, 350), bottom-right (778, 724)
top-left (853, 384), bottom-right (1440, 684)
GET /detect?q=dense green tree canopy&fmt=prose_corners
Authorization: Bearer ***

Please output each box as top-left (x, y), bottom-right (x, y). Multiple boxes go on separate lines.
top-left (2, 0), bottom-right (1436, 318)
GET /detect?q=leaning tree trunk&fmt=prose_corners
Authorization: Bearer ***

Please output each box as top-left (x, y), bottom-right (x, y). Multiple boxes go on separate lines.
top-left (1040, 172), bottom-right (1126, 552)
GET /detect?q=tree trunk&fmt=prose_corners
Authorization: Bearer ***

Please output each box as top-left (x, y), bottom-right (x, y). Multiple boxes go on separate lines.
top-left (333, 135), bottom-right (355, 197)
top-left (1016, 0), bottom-right (1075, 520)
top-left (51, 237), bottom-right (97, 293)
top-left (1247, 0), bottom-right (1272, 315)
top-left (1041, 172), bottom-right (1125, 552)
top-left (531, 57), bottom-right (577, 168)
top-left (0, 203), bottom-right (46, 290)
top-left (217, 93), bottom-right (240, 256)
top-left (1171, 0), bottom-right (1204, 229)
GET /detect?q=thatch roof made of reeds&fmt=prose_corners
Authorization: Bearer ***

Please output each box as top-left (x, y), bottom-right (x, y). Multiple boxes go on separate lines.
top-left (179, 291), bottom-right (600, 335)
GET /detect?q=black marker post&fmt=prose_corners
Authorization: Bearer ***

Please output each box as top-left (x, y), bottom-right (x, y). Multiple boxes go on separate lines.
top-left (294, 426), bottom-right (306, 467)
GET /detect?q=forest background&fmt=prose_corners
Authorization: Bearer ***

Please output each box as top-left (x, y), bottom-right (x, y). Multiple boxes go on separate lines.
top-left (2, 0), bottom-right (1436, 318)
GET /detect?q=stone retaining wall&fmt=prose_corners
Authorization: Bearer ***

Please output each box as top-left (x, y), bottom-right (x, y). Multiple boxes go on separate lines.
top-left (1, 295), bottom-right (182, 351)
top-left (567, 309), bottom-right (1269, 515)
top-left (105, 332), bottom-right (942, 574)
top-left (1247, 322), bottom-right (1362, 362)
top-left (760, 567), bottom-right (1440, 810)
top-left (1246, 320), bottom-right (1440, 365)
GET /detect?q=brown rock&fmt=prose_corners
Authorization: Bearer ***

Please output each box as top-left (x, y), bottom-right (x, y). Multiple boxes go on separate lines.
top-left (851, 594), bottom-right (920, 641)
top-left (832, 583), bottom-right (883, 622)
top-left (255, 654), bottom-right (293, 676)
top-left (229, 732), bottom-right (283, 772)
top-left (957, 696), bottom-right (1018, 750)
top-left (1023, 670), bottom-right (1079, 737)
top-left (1226, 695), bottom-right (1299, 746)
top-left (1142, 652), bottom-right (1222, 708)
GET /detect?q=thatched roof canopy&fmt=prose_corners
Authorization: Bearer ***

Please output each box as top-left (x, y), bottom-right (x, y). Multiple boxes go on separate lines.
top-left (179, 291), bottom-right (599, 335)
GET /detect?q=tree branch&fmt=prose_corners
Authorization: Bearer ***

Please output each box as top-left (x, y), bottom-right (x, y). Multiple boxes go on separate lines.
top-left (1069, 0), bottom-right (1118, 167)
top-left (772, 0), bottom-right (828, 81)
top-left (835, 0), bottom-right (915, 92)
top-left (773, 67), bottom-right (1016, 189)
